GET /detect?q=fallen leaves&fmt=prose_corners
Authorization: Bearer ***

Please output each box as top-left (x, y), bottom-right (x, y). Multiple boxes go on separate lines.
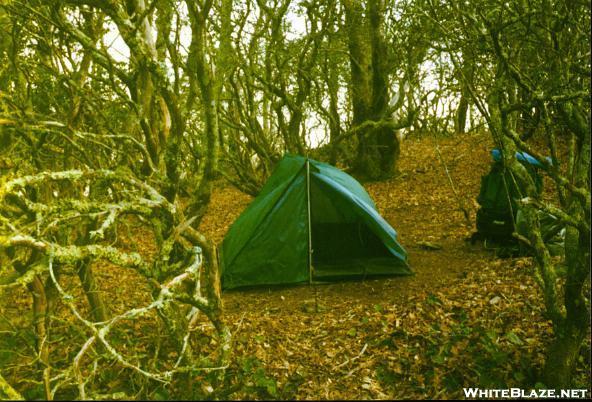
top-left (209, 133), bottom-right (590, 399)
top-left (1, 133), bottom-right (590, 400)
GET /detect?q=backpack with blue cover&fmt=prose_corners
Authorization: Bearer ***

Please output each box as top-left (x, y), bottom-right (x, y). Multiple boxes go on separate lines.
top-left (474, 149), bottom-right (544, 245)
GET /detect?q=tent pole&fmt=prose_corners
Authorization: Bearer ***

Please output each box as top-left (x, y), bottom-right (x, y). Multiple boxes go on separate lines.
top-left (306, 158), bottom-right (313, 285)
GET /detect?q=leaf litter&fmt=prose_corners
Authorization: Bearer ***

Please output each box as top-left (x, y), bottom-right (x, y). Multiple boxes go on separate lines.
top-left (1, 133), bottom-right (589, 399)
top-left (200, 132), bottom-right (591, 399)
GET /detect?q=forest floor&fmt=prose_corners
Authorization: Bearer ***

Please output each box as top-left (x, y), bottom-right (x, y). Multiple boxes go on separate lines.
top-left (1, 132), bottom-right (590, 400)
top-left (197, 132), bottom-right (590, 399)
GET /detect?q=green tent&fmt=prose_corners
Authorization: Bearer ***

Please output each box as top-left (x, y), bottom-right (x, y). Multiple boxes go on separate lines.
top-left (220, 155), bottom-right (412, 289)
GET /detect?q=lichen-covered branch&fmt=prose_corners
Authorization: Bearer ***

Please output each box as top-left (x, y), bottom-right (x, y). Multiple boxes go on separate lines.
top-left (0, 166), bottom-right (230, 398)
top-left (0, 373), bottom-right (24, 400)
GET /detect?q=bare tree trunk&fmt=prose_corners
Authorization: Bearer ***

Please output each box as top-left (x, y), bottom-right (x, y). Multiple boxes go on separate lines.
top-left (327, 60), bottom-right (342, 164)
top-left (77, 261), bottom-right (109, 322)
top-left (27, 276), bottom-right (52, 400)
top-left (455, 93), bottom-right (469, 134)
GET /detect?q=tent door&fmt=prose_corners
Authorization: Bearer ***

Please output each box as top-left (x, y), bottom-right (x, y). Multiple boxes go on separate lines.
top-left (308, 177), bottom-right (395, 279)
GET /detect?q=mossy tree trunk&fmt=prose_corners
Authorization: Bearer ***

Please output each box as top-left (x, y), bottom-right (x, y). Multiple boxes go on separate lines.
top-left (185, 0), bottom-right (233, 224)
top-left (344, 0), bottom-right (401, 180)
top-left (541, 101), bottom-right (591, 388)
top-left (488, 80), bottom-right (590, 390)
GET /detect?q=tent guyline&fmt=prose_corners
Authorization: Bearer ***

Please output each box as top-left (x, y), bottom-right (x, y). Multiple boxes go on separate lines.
top-left (220, 155), bottom-right (412, 290)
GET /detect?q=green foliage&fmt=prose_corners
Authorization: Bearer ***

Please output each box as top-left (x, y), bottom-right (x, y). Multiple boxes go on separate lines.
top-left (219, 356), bottom-right (279, 400)
top-left (373, 296), bottom-right (543, 395)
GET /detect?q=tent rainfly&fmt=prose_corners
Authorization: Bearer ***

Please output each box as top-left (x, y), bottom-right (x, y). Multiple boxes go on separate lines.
top-left (220, 155), bottom-right (412, 289)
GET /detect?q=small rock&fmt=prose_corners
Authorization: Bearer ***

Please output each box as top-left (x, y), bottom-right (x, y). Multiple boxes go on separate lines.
top-left (489, 296), bottom-right (501, 305)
